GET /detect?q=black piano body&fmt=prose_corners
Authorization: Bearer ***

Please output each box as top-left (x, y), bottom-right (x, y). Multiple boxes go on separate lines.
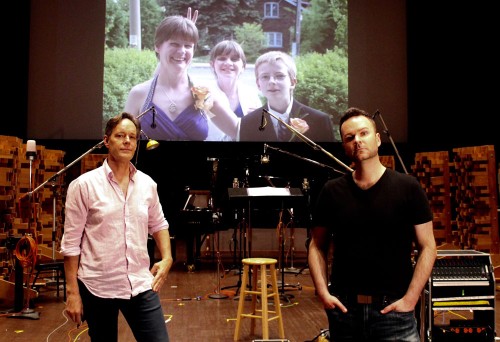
top-left (175, 191), bottom-right (221, 270)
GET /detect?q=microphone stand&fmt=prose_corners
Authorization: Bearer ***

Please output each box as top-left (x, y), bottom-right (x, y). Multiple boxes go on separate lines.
top-left (10, 136), bottom-right (120, 320)
top-left (373, 110), bottom-right (408, 174)
top-left (264, 144), bottom-right (345, 176)
top-left (296, 179), bottom-right (311, 276)
top-left (22, 140), bottom-right (105, 201)
top-left (22, 106), bottom-right (157, 203)
top-left (9, 148), bottom-right (40, 320)
top-left (19, 106), bottom-right (155, 204)
top-left (208, 229), bottom-right (228, 299)
top-left (262, 108), bottom-right (353, 173)
top-left (18, 139), bottom-right (105, 289)
top-left (207, 158), bottom-right (228, 300)
top-left (137, 106), bottom-right (156, 121)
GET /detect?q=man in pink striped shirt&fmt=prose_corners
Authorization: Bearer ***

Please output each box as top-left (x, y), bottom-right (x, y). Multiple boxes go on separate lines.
top-left (61, 112), bottom-right (173, 341)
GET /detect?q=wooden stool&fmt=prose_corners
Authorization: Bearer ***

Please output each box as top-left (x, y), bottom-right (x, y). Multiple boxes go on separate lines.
top-left (234, 257), bottom-right (285, 341)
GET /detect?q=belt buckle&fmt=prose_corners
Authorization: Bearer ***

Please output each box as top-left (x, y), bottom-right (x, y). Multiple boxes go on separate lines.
top-left (357, 294), bottom-right (373, 304)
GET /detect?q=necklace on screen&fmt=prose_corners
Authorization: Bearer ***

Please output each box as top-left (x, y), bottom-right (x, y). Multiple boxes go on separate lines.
top-left (161, 87), bottom-right (177, 113)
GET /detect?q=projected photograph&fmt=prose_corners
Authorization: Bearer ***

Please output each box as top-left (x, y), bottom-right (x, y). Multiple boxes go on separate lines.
top-left (103, 0), bottom-right (347, 142)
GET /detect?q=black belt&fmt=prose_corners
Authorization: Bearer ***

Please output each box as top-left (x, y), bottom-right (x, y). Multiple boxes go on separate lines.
top-left (335, 293), bottom-right (397, 305)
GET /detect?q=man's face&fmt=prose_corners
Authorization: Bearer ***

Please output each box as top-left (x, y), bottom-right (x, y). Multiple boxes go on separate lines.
top-left (104, 118), bottom-right (138, 162)
top-left (341, 115), bottom-right (380, 162)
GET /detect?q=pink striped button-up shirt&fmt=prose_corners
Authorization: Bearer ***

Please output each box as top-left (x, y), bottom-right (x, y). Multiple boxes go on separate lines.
top-left (60, 159), bottom-right (168, 299)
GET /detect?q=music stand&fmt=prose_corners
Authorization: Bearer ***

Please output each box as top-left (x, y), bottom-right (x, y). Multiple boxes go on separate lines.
top-left (227, 187), bottom-right (304, 302)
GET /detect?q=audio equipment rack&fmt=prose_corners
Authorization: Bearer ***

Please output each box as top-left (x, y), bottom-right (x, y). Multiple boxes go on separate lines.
top-left (424, 250), bottom-right (496, 342)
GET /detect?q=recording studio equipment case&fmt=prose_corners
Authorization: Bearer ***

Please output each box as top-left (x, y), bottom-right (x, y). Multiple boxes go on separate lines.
top-left (424, 250), bottom-right (496, 342)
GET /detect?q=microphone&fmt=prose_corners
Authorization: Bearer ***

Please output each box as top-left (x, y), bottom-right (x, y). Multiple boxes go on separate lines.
top-left (26, 140), bottom-right (37, 160)
top-left (261, 143), bottom-right (269, 164)
top-left (151, 106), bottom-right (157, 129)
top-left (371, 110), bottom-right (380, 119)
top-left (302, 177), bottom-right (310, 191)
top-left (258, 110), bottom-right (267, 131)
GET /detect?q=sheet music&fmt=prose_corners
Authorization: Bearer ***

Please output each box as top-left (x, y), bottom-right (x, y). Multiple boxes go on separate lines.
top-left (246, 187), bottom-right (291, 197)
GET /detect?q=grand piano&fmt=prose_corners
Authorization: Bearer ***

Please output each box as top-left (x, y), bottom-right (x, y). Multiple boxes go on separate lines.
top-left (177, 190), bottom-right (220, 271)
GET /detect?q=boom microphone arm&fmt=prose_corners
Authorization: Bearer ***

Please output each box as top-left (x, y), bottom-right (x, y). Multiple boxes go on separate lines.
top-left (262, 108), bottom-right (353, 172)
top-left (264, 144), bottom-right (345, 175)
top-left (373, 110), bottom-right (408, 174)
top-left (22, 106), bottom-right (156, 199)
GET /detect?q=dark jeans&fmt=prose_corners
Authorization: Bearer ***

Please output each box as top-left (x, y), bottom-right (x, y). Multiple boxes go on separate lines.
top-left (78, 280), bottom-right (169, 342)
top-left (326, 294), bottom-right (420, 342)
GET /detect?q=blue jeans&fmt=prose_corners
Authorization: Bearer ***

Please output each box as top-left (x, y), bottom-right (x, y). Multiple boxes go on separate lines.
top-left (326, 295), bottom-right (420, 342)
top-left (78, 280), bottom-right (169, 342)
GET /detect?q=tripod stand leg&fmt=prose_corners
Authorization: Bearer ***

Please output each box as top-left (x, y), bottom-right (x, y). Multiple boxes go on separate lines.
top-left (296, 236), bottom-right (311, 275)
top-left (227, 225), bottom-right (239, 272)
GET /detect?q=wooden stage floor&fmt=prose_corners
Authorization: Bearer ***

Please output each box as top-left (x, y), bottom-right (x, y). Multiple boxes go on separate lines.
top-left (1, 237), bottom-right (500, 341)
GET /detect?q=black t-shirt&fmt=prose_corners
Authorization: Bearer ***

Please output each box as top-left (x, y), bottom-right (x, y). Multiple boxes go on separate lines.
top-left (312, 168), bottom-right (432, 297)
